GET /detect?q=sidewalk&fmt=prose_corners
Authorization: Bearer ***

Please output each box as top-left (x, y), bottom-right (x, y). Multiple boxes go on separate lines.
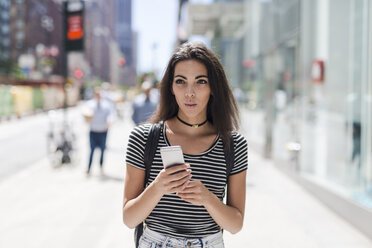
top-left (0, 115), bottom-right (371, 247)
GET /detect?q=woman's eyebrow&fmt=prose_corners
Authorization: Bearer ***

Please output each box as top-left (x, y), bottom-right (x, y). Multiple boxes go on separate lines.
top-left (195, 75), bottom-right (208, 79)
top-left (174, 74), bottom-right (208, 79)
top-left (174, 75), bottom-right (187, 79)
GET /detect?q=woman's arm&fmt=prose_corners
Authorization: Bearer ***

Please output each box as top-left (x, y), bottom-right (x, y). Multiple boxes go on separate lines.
top-left (122, 163), bottom-right (192, 228)
top-left (177, 170), bottom-right (246, 234)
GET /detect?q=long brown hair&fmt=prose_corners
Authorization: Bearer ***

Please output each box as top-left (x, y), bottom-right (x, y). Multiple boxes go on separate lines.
top-left (151, 42), bottom-right (239, 149)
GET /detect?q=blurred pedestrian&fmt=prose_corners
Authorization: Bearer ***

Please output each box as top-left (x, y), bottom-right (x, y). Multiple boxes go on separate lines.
top-left (123, 42), bottom-right (248, 247)
top-left (150, 80), bottom-right (160, 103)
top-left (131, 81), bottom-right (158, 125)
top-left (85, 87), bottom-right (116, 176)
top-left (347, 92), bottom-right (362, 168)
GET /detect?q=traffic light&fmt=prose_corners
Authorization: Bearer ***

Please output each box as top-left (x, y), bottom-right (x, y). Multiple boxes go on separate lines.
top-left (64, 1), bottom-right (84, 52)
top-left (74, 69), bottom-right (83, 79)
top-left (118, 57), bottom-right (126, 66)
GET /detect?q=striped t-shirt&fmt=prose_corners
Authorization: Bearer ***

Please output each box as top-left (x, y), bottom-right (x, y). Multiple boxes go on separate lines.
top-left (125, 122), bottom-right (248, 238)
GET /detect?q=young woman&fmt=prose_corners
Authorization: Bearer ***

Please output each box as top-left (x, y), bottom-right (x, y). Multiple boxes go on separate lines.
top-left (123, 42), bottom-right (248, 248)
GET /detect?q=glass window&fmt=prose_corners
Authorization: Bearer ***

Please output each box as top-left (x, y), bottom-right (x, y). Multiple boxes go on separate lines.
top-left (2, 37), bottom-right (9, 46)
top-left (16, 20), bottom-right (23, 28)
top-left (300, 0), bottom-right (372, 210)
top-left (15, 31), bottom-right (24, 40)
top-left (0, 0), bottom-right (10, 8)
top-left (1, 24), bottom-right (9, 34)
top-left (1, 10), bottom-right (10, 20)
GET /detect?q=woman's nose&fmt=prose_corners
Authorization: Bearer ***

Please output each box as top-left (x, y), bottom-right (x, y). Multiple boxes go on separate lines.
top-left (185, 85), bottom-right (195, 97)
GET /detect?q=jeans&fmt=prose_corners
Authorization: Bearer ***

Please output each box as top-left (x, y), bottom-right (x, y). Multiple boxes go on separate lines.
top-left (88, 131), bottom-right (108, 171)
top-left (138, 227), bottom-right (224, 248)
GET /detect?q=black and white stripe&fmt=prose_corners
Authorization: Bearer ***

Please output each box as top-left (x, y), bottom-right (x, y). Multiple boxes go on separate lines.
top-left (125, 123), bottom-right (248, 238)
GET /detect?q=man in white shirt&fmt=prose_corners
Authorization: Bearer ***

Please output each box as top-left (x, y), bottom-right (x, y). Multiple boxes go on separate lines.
top-left (85, 87), bottom-right (115, 175)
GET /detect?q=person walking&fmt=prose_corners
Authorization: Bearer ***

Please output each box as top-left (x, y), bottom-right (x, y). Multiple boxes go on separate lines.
top-left (123, 42), bottom-right (248, 247)
top-left (85, 87), bottom-right (115, 176)
top-left (131, 80), bottom-right (158, 125)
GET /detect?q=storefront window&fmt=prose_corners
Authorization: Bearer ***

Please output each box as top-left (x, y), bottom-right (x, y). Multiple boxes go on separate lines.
top-left (300, 0), bottom-right (372, 209)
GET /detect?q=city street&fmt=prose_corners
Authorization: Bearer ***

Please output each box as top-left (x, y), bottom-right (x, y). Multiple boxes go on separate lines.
top-left (0, 103), bottom-right (371, 248)
top-left (0, 113), bottom-right (49, 180)
top-left (0, 107), bottom-right (87, 181)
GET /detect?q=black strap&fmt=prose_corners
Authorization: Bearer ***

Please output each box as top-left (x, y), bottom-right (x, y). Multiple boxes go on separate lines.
top-left (134, 122), bottom-right (162, 248)
top-left (221, 133), bottom-right (234, 235)
top-left (143, 122), bottom-right (162, 185)
top-left (224, 133), bottom-right (235, 183)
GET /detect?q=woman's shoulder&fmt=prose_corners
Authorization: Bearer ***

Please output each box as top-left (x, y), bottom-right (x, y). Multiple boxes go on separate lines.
top-left (130, 122), bottom-right (163, 139)
top-left (231, 131), bottom-right (248, 147)
top-left (132, 123), bottom-right (152, 131)
top-left (129, 123), bottom-right (153, 140)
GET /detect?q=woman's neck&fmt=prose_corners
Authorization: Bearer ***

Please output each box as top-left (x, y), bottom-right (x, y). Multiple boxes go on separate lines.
top-left (176, 116), bottom-right (207, 128)
top-left (165, 117), bottom-right (218, 154)
top-left (166, 117), bottom-right (215, 137)
top-left (176, 112), bottom-right (207, 126)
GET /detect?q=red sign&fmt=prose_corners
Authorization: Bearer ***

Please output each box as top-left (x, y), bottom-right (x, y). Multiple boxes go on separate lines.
top-left (242, 59), bottom-right (256, 68)
top-left (311, 60), bottom-right (324, 83)
top-left (67, 15), bottom-right (83, 40)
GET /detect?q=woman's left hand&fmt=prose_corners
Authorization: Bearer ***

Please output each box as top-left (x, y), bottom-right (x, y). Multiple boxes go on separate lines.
top-left (176, 180), bottom-right (212, 206)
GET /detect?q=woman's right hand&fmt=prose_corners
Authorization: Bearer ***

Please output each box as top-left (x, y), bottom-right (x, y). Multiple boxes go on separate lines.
top-left (152, 163), bottom-right (192, 195)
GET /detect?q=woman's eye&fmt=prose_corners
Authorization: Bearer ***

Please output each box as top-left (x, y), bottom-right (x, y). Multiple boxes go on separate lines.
top-left (197, 79), bottom-right (208, 84)
top-left (175, 79), bottom-right (185, 84)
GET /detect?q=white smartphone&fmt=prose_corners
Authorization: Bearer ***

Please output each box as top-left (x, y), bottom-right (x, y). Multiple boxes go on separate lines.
top-left (160, 146), bottom-right (185, 168)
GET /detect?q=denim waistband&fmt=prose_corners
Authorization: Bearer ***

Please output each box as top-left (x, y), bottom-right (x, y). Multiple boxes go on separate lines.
top-left (141, 227), bottom-right (224, 248)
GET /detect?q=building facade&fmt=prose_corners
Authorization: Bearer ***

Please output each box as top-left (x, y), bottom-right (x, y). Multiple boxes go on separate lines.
top-left (84, 0), bottom-right (113, 82)
top-left (84, 0), bottom-right (136, 86)
top-left (0, 0), bottom-right (11, 74)
top-left (8, 0), bottom-right (63, 77)
top-left (115, 0), bottom-right (136, 86)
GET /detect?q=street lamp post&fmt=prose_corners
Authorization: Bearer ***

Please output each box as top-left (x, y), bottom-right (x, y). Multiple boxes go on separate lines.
top-left (59, 0), bottom-right (85, 164)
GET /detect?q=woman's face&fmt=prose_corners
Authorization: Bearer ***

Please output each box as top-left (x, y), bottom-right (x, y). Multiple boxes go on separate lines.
top-left (172, 59), bottom-right (211, 122)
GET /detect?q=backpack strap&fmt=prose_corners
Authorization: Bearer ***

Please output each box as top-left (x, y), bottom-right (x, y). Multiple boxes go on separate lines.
top-left (224, 132), bottom-right (235, 181)
top-left (221, 132), bottom-right (235, 234)
top-left (135, 121), bottom-right (163, 248)
top-left (143, 121), bottom-right (162, 186)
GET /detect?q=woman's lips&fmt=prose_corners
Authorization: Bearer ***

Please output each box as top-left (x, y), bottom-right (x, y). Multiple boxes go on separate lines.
top-left (185, 103), bottom-right (197, 108)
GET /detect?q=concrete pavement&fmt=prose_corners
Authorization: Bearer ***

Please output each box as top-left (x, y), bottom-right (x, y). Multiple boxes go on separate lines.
top-left (0, 108), bottom-right (371, 248)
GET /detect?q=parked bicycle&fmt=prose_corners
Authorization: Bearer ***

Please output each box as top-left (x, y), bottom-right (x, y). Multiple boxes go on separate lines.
top-left (47, 110), bottom-right (79, 167)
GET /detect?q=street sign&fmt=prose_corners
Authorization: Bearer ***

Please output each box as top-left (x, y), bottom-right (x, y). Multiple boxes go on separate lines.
top-left (64, 1), bottom-right (84, 51)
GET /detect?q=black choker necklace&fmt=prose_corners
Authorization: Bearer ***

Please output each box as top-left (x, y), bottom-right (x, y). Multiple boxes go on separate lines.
top-left (177, 116), bottom-right (207, 128)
